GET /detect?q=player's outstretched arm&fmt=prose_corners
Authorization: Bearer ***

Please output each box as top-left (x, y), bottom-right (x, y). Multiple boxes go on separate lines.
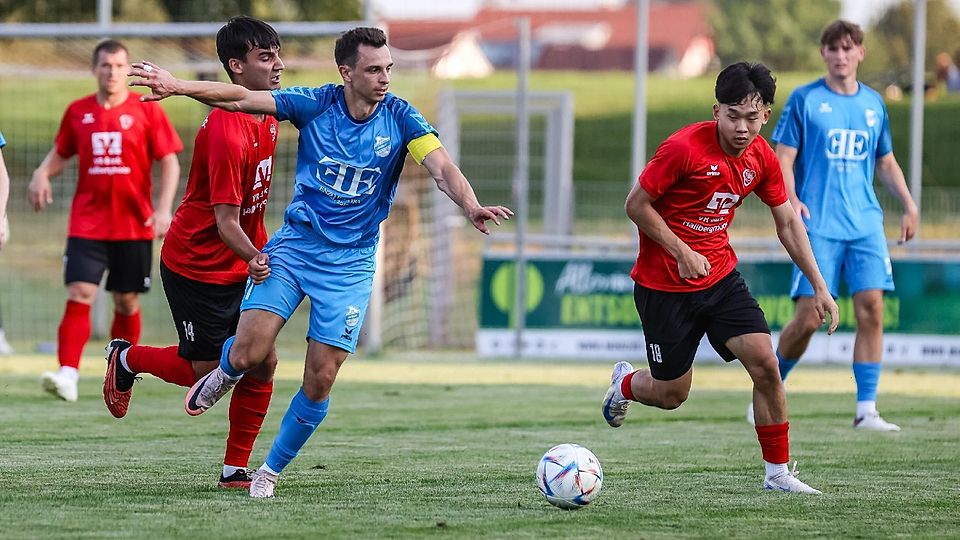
top-left (625, 182), bottom-right (710, 280)
top-left (771, 201), bottom-right (839, 333)
top-left (28, 148), bottom-right (68, 212)
top-left (128, 61), bottom-right (277, 115)
top-left (421, 147), bottom-right (513, 234)
top-left (876, 152), bottom-right (919, 244)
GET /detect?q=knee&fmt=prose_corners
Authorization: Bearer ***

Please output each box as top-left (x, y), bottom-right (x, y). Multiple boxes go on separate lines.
top-left (795, 310), bottom-right (824, 335)
top-left (228, 342), bottom-right (263, 372)
top-left (855, 302), bottom-right (884, 332)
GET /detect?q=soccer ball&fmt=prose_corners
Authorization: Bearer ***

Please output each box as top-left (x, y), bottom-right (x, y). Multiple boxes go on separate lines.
top-left (535, 443), bottom-right (603, 509)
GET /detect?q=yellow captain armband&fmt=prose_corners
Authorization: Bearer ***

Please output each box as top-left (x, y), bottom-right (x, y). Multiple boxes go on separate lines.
top-left (407, 133), bottom-right (442, 165)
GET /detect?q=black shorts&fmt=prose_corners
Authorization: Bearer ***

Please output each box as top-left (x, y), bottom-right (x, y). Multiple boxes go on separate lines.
top-left (64, 237), bottom-right (153, 293)
top-left (160, 261), bottom-right (246, 361)
top-left (634, 269), bottom-right (770, 381)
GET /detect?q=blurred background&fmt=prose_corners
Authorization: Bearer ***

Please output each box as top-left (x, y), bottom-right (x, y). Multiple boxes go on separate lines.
top-left (0, 0), bottom-right (958, 360)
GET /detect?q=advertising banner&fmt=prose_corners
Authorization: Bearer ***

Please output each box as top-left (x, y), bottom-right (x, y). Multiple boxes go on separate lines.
top-left (477, 255), bottom-right (960, 365)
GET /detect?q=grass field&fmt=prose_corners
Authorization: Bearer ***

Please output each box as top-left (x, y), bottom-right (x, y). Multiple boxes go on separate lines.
top-left (1, 354), bottom-right (958, 539)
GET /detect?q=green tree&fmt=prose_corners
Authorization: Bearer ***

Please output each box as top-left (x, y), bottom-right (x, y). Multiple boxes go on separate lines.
top-left (708, 0), bottom-right (840, 71)
top-left (860, 0), bottom-right (960, 85)
top-left (155, 0), bottom-right (360, 22)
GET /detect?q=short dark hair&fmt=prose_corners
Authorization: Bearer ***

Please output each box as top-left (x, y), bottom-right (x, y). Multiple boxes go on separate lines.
top-left (216, 16), bottom-right (281, 81)
top-left (820, 19), bottom-right (864, 47)
top-left (715, 62), bottom-right (776, 106)
top-left (335, 27), bottom-right (387, 67)
top-left (91, 39), bottom-right (128, 66)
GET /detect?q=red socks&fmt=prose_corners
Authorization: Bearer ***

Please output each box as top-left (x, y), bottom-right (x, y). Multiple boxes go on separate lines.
top-left (111, 310), bottom-right (141, 345)
top-left (57, 300), bottom-right (91, 369)
top-left (620, 371), bottom-right (636, 401)
top-left (224, 376), bottom-right (273, 468)
top-left (125, 345), bottom-right (198, 387)
top-left (755, 421), bottom-right (790, 464)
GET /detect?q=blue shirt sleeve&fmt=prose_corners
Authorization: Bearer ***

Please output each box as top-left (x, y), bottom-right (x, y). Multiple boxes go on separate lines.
top-left (877, 102), bottom-right (893, 157)
top-left (395, 99), bottom-right (438, 143)
top-left (271, 86), bottom-right (335, 130)
top-left (771, 90), bottom-right (803, 149)
top-left (0, 130), bottom-right (6, 148)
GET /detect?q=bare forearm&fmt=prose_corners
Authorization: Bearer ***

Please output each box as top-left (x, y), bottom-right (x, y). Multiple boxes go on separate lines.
top-left (628, 204), bottom-right (687, 259)
top-left (156, 155), bottom-right (180, 214)
top-left (777, 214), bottom-right (827, 291)
top-left (218, 221), bottom-right (261, 263)
top-left (877, 161), bottom-right (917, 213)
top-left (435, 161), bottom-right (481, 214)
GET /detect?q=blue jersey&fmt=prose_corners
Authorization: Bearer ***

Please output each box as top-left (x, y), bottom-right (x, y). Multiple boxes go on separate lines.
top-left (271, 85), bottom-right (437, 247)
top-left (771, 79), bottom-right (893, 240)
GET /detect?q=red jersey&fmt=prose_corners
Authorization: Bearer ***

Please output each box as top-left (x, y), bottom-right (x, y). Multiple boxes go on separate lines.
top-left (631, 121), bottom-right (787, 292)
top-left (161, 109), bottom-right (278, 285)
top-left (55, 92), bottom-right (182, 241)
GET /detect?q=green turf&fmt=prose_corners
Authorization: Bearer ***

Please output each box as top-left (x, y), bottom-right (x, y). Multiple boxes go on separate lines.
top-left (1, 367), bottom-right (957, 539)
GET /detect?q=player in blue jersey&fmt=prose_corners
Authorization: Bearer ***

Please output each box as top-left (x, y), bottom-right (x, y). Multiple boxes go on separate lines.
top-left (755, 20), bottom-right (918, 431)
top-left (129, 26), bottom-right (513, 498)
top-left (0, 130), bottom-right (12, 354)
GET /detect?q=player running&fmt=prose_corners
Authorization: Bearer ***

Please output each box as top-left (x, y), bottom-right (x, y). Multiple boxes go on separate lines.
top-left (30, 40), bottom-right (182, 402)
top-left (752, 19), bottom-right (918, 431)
top-left (602, 62), bottom-right (838, 494)
top-left (102, 17), bottom-right (284, 488)
top-left (129, 26), bottom-right (512, 498)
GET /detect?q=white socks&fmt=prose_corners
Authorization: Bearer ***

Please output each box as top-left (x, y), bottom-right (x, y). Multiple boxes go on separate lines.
top-left (259, 463), bottom-right (280, 476)
top-left (223, 464), bottom-right (244, 477)
top-left (856, 400), bottom-right (878, 419)
top-left (57, 366), bottom-right (79, 382)
top-left (119, 348), bottom-right (133, 374)
top-left (764, 461), bottom-right (789, 479)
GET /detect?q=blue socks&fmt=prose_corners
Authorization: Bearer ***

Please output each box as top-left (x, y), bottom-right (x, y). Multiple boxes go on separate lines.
top-left (218, 335), bottom-right (245, 378)
top-left (265, 389), bottom-right (329, 474)
top-left (776, 350), bottom-right (799, 381)
top-left (852, 362), bottom-right (881, 402)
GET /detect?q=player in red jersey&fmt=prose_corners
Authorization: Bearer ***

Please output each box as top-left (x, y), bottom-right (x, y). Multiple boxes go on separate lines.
top-left (601, 62), bottom-right (839, 494)
top-left (29, 39), bottom-right (182, 403)
top-left (102, 16), bottom-right (284, 488)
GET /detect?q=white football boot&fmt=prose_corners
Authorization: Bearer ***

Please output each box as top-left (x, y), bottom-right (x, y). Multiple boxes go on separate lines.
top-left (853, 413), bottom-right (901, 432)
top-left (40, 371), bottom-right (78, 402)
top-left (184, 367), bottom-right (240, 416)
top-left (249, 470), bottom-right (279, 498)
top-left (602, 361), bottom-right (634, 427)
top-left (763, 462), bottom-right (822, 495)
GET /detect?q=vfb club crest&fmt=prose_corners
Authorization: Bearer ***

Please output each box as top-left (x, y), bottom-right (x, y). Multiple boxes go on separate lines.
top-left (741, 168), bottom-right (756, 187)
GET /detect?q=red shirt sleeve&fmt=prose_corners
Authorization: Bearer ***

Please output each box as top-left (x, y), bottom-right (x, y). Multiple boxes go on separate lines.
top-left (753, 139), bottom-right (788, 207)
top-left (144, 100), bottom-right (183, 160)
top-left (206, 112), bottom-right (248, 207)
top-left (54, 104), bottom-right (77, 158)
top-left (638, 136), bottom-right (689, 198)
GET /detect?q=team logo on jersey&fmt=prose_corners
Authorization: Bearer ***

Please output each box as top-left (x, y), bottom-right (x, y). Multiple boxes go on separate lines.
top-left (374, 135), bottom-right (391, 158)
top-left (82, 112), bottom-right (95, 124)
top-left (826, 129), bottom-right (869, 160)
top-left (865, 108), bottom-right (878, 127)
top-left (742, 169), bottom-right (756, 187)
top-left (269, 124), bottom-right (277, 142)
top-left (92, 132), bottom-right (122, 155)
top-left (819, 102), bottom-right (832, 113)
top-left (119, 114), bottom-right (135, 130)
top-left (706, 164), bottom-right (720, 177)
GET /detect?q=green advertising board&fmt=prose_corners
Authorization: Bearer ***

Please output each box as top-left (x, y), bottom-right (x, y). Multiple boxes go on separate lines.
top-left (477, 255), bottom-right (960, 363)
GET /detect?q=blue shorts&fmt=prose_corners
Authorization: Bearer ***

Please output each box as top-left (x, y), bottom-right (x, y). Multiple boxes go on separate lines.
top-left (791, 231), bottom-right (894, 298)
top-left (240, 229), bottom-right (376, 353)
